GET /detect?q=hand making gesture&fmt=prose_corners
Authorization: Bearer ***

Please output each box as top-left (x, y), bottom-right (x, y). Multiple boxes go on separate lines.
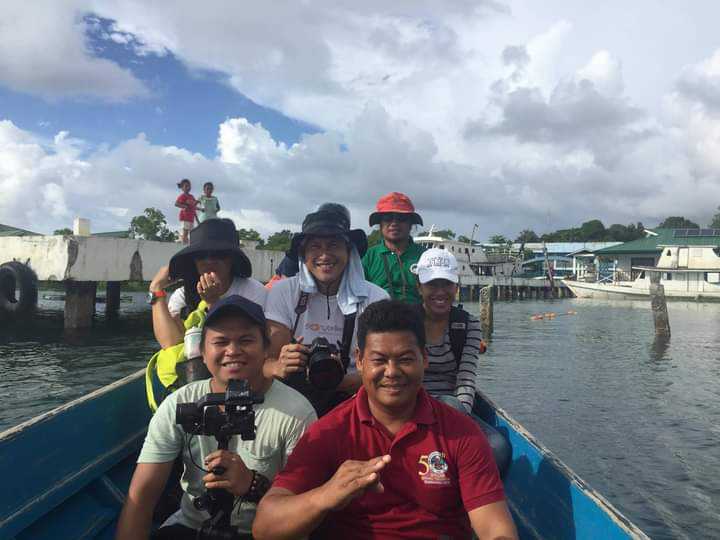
top-left (313, 455), bottom-right (391, 511)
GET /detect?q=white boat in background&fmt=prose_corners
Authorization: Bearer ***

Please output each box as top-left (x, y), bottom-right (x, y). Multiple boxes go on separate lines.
top-left (413, 226), bottom-right (518, 280)
top-left (564, 244), bottom-right (720, 301)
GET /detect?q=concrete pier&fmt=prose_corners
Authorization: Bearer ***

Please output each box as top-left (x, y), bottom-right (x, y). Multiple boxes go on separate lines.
top-left (0, 235), bottom-right (280, 329)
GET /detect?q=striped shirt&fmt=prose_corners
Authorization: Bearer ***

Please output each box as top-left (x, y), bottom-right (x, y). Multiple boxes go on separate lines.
top-left (423, 313), bottom-right (482, 413)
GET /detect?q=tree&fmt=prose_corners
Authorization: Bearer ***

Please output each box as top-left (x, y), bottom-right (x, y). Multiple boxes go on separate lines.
top-left (457, 235), bottom-right (473, 244)
top-left (658, 216), bottom-right (699, 229)
top-left (709, 207), bottom-right (720, 229)
top-left (237, 228), bottom-right (264, 247)
top-left (128, 208), bottom-right (178, 242)
top-left (263, 230), bottom-right (293, 252)
top-left (53, 228), bottom-right (73, 236)
top-left (489, 234), bottom-right (509, 244)
top-left (434, 229), bottom-right (455, 239)
top-left (579, 219), bottom-right (606, 241)
top-left (515, 229), bottom-right (539, 243)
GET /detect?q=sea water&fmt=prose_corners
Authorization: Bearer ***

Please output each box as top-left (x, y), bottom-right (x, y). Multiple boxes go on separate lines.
top-left (1, 293), bottom-right (718, 538)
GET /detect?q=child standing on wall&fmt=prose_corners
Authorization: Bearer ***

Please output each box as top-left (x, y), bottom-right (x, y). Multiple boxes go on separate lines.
top-left (198, 181), bottom-right (220, 222)
top-left (175, 178), bottom-right (197, 244)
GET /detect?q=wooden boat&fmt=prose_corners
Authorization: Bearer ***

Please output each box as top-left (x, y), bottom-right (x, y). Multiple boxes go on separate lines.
top-left (0, 370), bottom-right (649, 539)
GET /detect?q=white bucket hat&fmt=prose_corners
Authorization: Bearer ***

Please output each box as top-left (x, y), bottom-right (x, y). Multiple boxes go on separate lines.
top-left (411, 248), bottom-right (459, 284)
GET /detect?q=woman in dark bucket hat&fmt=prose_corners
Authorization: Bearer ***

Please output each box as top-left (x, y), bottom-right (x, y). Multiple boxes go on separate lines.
top-left (148, 218), bottom-right (268, 350)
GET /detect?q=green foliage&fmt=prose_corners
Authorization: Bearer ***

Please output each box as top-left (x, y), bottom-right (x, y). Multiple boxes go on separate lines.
top-left (515, 229), bottom-right (539, 243)
top-left (128, 208), bottom-right (178, 242)
top-left (538, 220), bottom-right (645, 242)
top-left (457, 235), bottom-right (473, 244)
top-left (489, 234), bottom-right (509, 244)
top-left (710, 207), bottom-right (720, 229)
top-left (262, 229), bottom-right (293, 251)
top-left (53, 228), bottom-right (73, 236)
top-left (367, 229), bottom-right (383, 247)
top-left (237, 228), bottom-right (264, 247)
top-left (431, 229), bottom-right (455, 239)
top-left (657, 216), bottom-right (699, 229)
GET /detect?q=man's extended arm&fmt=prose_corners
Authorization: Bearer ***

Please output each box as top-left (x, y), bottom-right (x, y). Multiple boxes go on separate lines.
top-left (253, 455), bottom-right (391, 540)
top-left (115, 461), bottom-right (174, 540)
top-left (468, 501), bottom-right (518, 540)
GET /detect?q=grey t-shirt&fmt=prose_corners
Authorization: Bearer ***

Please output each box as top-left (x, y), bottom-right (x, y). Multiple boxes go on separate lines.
top-left (138, 378), bottom-right (316, 534)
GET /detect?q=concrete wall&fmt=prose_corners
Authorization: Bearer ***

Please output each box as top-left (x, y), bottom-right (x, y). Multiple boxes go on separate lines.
top-left (0, 236), bottom-right (280, 283)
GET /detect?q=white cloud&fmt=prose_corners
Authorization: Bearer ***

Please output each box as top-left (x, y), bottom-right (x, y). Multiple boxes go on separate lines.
top-left (0, 0), bottom-right (148, 101)
top-left (2, 2), bottom-right (720, 236)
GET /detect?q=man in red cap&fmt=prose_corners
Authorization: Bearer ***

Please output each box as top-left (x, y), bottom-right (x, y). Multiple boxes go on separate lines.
top-left (362, 192), bottom-right (425, 303)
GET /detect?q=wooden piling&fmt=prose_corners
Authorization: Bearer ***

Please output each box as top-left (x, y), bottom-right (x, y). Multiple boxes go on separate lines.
top-left (105, 281), bottom-right (121, 320)
top-left (64, 281), bottom-right (97, 329)
top-left (649, 272), bottom-right (670, 337)
top-left (480, 285), bottom-right (494, 340)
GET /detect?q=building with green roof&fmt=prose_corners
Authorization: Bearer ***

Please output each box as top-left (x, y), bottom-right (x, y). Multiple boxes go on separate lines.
top-left (593, 228), bottom-right (720, 280)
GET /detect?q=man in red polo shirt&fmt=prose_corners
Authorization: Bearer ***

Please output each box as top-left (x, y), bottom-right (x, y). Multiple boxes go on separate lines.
top-left (253, 300), bottom-right (517, 540)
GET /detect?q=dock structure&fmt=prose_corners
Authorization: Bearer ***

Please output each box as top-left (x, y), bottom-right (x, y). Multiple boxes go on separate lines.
top-left (458, 276), bottom-right (573, 302)
top-left (0, 235), bottom-right (280, 329)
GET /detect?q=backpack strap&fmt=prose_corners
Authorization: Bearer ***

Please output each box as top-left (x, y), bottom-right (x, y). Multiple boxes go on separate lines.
top-left (339, 312), bottom-right (357, 369)
top-left (449, 305), bottom-right (469, 369)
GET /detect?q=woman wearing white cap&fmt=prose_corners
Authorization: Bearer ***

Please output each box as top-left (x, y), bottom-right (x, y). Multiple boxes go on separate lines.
top-left (412, 248), bottom-right (484, 414)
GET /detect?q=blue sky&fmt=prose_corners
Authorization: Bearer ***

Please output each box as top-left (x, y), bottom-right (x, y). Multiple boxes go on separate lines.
top-left (0, 16), bottom-right (317, 159)
top-left (1, 1), bottom-right (720, 237)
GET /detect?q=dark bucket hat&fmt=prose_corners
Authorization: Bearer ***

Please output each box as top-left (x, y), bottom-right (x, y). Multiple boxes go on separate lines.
top-left (289, 203), bottom-right (368, 260)
top-left (169, 218), bottom-right (252, 279)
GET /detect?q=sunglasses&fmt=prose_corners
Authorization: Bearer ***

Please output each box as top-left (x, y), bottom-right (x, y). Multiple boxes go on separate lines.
top-left (194, 250), bottom-right (232, 261)
top-left (381, 213), bottom-right (411, 223)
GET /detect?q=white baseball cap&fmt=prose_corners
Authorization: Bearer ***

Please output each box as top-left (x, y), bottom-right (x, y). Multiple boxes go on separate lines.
top-left (411, 248), bottom-right (459, 284)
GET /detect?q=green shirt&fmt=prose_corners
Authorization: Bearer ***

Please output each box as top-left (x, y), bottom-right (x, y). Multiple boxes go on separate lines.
top-left (362, 239), bottom-right (425, 303)
top-left (198, 195), bottom-right (220, 221)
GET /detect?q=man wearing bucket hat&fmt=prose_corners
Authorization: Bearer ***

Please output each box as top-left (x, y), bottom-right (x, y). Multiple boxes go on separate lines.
top-left (149, 218), bottom-right (267, 351)
top-left (362, 192), bottom-right (425, 304)
top-left (264, 203), bottom-right (388, 414)
top-left (117, 295), bottom-right (316, 540)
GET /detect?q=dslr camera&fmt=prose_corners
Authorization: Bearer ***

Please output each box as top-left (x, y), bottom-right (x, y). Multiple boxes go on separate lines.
top-left (176, 378), bottom-right (264, 441)
top-left (306, 336), bottom-right (345, 390)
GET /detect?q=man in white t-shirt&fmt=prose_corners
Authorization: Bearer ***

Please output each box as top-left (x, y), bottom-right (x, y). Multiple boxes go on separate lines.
top-left (116, 295), bottom-right (316, 540)
top-left (265, 203), bottom-right (389, 414)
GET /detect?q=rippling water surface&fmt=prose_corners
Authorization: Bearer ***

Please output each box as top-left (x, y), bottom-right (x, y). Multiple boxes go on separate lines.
top-left (1, 293), bottom-right (718, 538)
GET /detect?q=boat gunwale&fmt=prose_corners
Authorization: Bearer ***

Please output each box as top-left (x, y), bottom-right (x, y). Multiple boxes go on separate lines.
top-left (476, 390), bottom-right (651, 539)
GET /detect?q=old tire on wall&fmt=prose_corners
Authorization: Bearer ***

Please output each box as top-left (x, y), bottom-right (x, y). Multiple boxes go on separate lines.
top-left (0, 261), bottom-right (38, 318)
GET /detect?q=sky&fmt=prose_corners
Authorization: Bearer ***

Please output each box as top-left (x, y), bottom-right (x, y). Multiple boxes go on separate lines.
top-left (1, 0), bottom-right (720, 240)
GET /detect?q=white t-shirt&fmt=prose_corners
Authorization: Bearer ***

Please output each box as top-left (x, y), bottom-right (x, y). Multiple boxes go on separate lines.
top-left (138, 379), bottom-right (316, 534)
top-left (265, 276), bottom-right (389, 365)
top-left (168, 276), bottom-right (268, 317)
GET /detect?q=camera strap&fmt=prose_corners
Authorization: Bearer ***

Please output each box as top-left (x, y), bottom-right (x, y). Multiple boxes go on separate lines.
top-left (291, 291), bottom-right (311, 338)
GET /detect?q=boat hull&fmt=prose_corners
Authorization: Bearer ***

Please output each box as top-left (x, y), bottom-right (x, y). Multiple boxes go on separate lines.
top-left (1, 371), bottom-right (649, 539)
top-left (563, 279), bottom-right (720, 302)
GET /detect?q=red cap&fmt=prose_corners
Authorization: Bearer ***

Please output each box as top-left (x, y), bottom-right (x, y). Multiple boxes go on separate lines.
top-left (369, 192), bottom-right (423, 226)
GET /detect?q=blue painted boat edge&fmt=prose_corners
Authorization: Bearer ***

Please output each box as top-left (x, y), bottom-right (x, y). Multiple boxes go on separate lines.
top-left (475, 391), bottom-right (650, 539)
top-left (0, 369), bottom-right (149, 540)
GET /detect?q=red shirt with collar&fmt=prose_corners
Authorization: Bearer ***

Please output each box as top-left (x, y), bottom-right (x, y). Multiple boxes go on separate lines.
top-left (272, 387), bottom-right (505, 540)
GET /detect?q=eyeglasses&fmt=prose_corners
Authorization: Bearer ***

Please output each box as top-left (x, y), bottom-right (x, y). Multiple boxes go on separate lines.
top-left (380, 213), bottom-right (411, 223)
top-left (194, 251), bottom-right (231, 261)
